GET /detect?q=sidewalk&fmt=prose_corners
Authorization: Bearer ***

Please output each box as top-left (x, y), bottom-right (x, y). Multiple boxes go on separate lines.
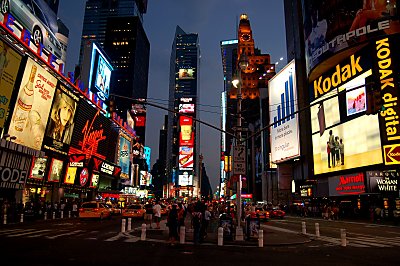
top-left (128, 214), bottom-right (310, 247)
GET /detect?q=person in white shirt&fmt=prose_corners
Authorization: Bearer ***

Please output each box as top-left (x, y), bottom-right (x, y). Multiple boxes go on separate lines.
top-left (153, 201), bottom-right (162, 229)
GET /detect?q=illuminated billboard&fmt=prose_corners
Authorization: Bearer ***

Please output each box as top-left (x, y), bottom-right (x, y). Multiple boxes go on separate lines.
top-left (48, 158), bottom-right (63, 182)
top-left (64, 166), bottom-right (77, 185)
top-left (310, 51), bottom-right (383, 175)
top-left (0, 0), bottom-right (68, 63)
top-left (90, 173), bottom-right (99, 188)
top-left (302, 0), bottom-right (399, 75)
top-left (43, 81), bottom-right (79, 155)
top-left (8, 57), bottom-right (57, 150)
top-left (69, 100), bottom-right (114, 161)
top-left (269, 60), bottom-right (300, 163)
top-left (178, 68), bottom-right (195, 79)
top-left (179, 116), bottom-right (194, 146)
top-left (118, 133), bottom-right (131, 179)
top-left (81, 42), bottom-right (113, 101)
top-left (179, 146), bottom-right (194, 170)
top-left (179, 103), bottom-right (195, 113)
top-left (178, 171), bottom-right (193, 186)
top-left (0, 40), bottom-right (22, 128)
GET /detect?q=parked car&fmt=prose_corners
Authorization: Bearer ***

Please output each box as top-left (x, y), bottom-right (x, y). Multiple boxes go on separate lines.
top-left (269, 207), bottom-right (286, 219)
top-left (0, 0), bottom-right (63, 59)
top-left (79, 201), bottom-right (112, 220)
top-left (122, 204), bottom-right (145, 219)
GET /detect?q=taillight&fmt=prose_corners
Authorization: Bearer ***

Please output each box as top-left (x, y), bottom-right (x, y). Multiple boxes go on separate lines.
top-left (79, 208), bottom-right (83, 212)
top-left (94, 208), bottom-right (99, 211)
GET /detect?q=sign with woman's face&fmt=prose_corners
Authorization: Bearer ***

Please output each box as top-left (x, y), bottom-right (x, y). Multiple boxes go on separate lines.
top-left (48, 158), bottom-right (63, 182)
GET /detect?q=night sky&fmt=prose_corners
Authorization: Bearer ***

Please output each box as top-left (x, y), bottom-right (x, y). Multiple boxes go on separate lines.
top-left (57, 0), bottom-right (287, 191)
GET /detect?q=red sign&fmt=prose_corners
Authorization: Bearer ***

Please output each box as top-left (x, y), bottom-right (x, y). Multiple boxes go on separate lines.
top-left (383, 144), bottom-right (400, 165)
top-left (91, 157), bottom-right (121, 178)
top-left (329, 173), bottom-right (365, 196)
top-left (179, 116), bottom-right (194, 146)
top-left (134, 116), bottom-right (146, 127)
top-left (79, 168), bottom-right (89, 186)
top-left (241, 194), bottom-right (253, 199)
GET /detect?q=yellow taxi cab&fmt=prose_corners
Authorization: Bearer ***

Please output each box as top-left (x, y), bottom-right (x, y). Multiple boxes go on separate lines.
top-left (79, 201), bottom-right (112, 220)
top-left (255, 206), bottom-right (270, 221)
top-left (122, 204), bottom-right (145, 219)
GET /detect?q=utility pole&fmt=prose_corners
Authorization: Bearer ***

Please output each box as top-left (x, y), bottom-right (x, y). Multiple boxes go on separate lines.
top-left (199, 154), bottom-right (203, 198)
top-left (233, 49), bottom-right (249, 241)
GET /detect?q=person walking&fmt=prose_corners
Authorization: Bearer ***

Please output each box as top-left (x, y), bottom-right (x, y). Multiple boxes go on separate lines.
top-left (153, 201), bottom-right (162, 229)
top-left (167, 204), bottom-right (179, 246)
top-left (202, 206), bottom-right (212, 239)
top-left (192, 203), bottom-right (203, 245)
top-left (144, 201), bottom-right (154, 228)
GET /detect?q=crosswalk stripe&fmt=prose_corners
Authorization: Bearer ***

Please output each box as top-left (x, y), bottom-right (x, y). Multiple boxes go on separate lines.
top-left (124, 236), bottom-right (140, 243)
top-left (0, 228), bottom-right (29, 235)
top-left (46, 230), bottom-right (84, 239)
top-left (104, 233), bottom-right (125, 241)
top-left (348, 236), bottom-right (400, 246)
top-left (7, 229), bottom-right (51, 237)
top-left (348, 239), bottom-right (391, 248)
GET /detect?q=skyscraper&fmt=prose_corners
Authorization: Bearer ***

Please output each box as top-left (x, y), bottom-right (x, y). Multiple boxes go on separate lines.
top-left (79, 0), bottom-right (149, 143)
top-left (167, 26), bottom-right (201, 198)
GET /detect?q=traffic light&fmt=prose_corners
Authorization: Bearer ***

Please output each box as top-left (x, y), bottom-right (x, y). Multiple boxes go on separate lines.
top-left (366, 89), bottom-right (383, 115)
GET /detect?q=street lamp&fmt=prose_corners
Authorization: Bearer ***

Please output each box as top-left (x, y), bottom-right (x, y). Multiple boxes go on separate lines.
top-left (232, 49), bottom-right (249, 241)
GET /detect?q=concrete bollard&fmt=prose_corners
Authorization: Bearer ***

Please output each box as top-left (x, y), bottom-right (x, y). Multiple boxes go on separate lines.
top-left (61, 211), bottom-right (64, 219)
top-left (52, 212), bottom-right (56, 219)
top-left (68, 211), bottom-right (71, 218)
top-left (44, 212), bottom-right (47, 220)
top-left (258, 229), bottom-right (264, 247)
top-left (121, 219), bottom-right (126, 233)
top-left (141, 223), bottom-right (146, 240)
top-left (20, 214), bottom-right (24, 223)
top-left (180, 226), bottom-right (185, 244)
top-left (340, 229), bottom-right (347, 247)
top-left (3, 214), bottom-right (7, 225)
top-left (315, 223), bottom-right (320, 238)
top-left (218, 227), bottom-right (224, 246)
top-left (127, 218), bottom-right (132, 231)
top-left (301, 221), bottom-right (306, 234)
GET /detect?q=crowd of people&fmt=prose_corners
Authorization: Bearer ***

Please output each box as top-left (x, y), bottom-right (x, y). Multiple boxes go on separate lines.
top-left (1, 198), bottom-right (81, 223)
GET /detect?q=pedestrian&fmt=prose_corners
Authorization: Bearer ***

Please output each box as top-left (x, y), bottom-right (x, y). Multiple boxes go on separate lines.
top-left (153, 201), bottom-right (162, 229)
top-left (72, 201), bottom-right (78, 217)
top-left (202, 206), bottom-right (212, 239)
top-left (167, 204), bottom-right (178, 246)
top-left (177, 203), bottom-right (185, 228)
top-left (327, 141), bottom-right (331, 168)
top-left (144, 201), bottom-right (153, 228)
top-left (192, 203), bottom-right (203, 245)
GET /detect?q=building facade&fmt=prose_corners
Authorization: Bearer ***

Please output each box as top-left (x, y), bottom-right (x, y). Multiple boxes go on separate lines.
top-left (166, 26), bottom-right (201, 198)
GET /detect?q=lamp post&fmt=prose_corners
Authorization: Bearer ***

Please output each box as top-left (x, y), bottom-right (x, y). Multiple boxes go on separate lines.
top-left (232, 50), bottom-right (249, 240)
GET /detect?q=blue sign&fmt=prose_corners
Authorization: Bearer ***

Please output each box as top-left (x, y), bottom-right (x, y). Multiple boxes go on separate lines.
top-left (118, 135), bottom-right (131, 179)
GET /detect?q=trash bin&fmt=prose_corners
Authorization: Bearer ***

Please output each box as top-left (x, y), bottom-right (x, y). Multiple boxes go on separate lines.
top-left (245, 214), bottom-right (260, 240)
top-left (219, 213), bottom-right (233, 240)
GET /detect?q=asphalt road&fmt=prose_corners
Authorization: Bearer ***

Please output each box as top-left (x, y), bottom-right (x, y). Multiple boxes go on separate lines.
top-left (0, 215), bottom-right (399, 265)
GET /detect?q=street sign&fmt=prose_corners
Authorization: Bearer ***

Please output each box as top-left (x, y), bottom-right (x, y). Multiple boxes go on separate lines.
top-left (233, 145), bottom-right (246, 175)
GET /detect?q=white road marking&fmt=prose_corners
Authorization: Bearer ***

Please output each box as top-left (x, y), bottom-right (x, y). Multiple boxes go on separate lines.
top-left (46, 230), bottom-right (84, 239)
top-left (7, 229), bottom-right (51, 237)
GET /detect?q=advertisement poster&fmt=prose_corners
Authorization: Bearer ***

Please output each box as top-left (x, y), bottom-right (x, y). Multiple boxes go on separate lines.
top-left (43, 82), bottom-right (79, 154)
top-left (178, 171), bottom-right (193, 186)
top-left (310, 51), bottom-right (383, 175)
top-left (179, 116), bottom-right (194, 146)
top-left (90, 173), bottom-right (99, 188)
top-left (0, 40), bottom-right (22, 128)
top-left (140, 171), bottom-right (147, 186)
top-left (179, 68), bottom-right (195, 79)
top-left (118, 133), bottom-right (131, 179)
top-left (302, 0), bottom-right (400, 75)
top-left (79, 168), bottom-right (89, 187)
top-left (94, 55), bottom-right (112, 101)
top-left (29, 157), bottom-right (48, 180)
top-left (8, 58), bottom-right (57, 150)
top-left (48, 158), bottom-right (64, 182)
top-left (64, 166), bottom-right (77, 185)
top-left (179, 103), bottom-right (195, 113)
top-left (179, 146), bottom-right (194, 170)
top-left (269, 60), bottom-right (300, 163)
